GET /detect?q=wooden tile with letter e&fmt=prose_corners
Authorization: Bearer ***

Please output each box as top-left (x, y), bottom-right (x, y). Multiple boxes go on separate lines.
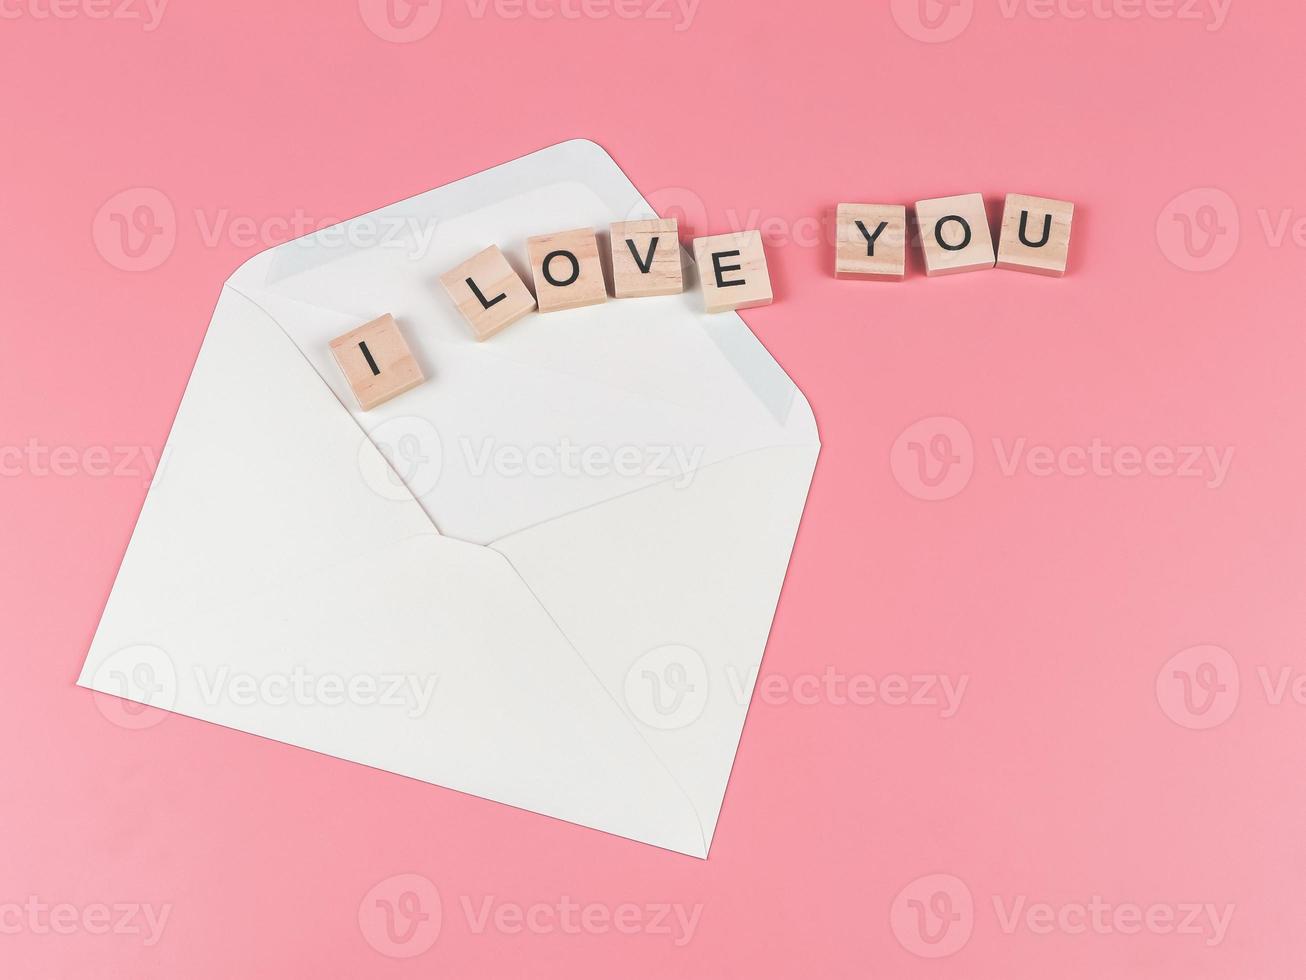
top-left (440, 245), bottom-right (537, 341)
top-left (997, 194), bottom-right (1074, 277)
top-left (610, 218), bottom-right (684, 298)
top-left (693, 230), bottom-right (773, 314)
top-left (329, 314), bottom-right (424, 411)
top-left (915, 193), bottom-right (996, 277)
top-left (836, 204), bottom-right (907, 280)
top-left (527, 228), bottom-right (608, 313)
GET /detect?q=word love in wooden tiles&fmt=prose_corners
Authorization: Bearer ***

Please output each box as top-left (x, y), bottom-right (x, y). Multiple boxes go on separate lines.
top-left (836, 193), bottom-right (1075, 280)
top-left (436, 220), bottom-right (772, 338)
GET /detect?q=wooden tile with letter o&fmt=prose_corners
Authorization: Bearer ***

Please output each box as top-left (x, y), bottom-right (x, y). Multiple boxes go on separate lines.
top-left (835, 204), bottom-right (907, 281)
top-left (692, 230), bottom-right (774, 314)
top-left (996, 193), bottom-right (1075, 277)
top-left (440, 245), bottom-right (537, 341)
top-left (329, 314), bottom-right (424, 411)
top-left (915, 193), bottom-right (996, 277)
top-left (526, 228), bottom-right (608, 313)
top-left (610, 218), bottom-right (684, 298)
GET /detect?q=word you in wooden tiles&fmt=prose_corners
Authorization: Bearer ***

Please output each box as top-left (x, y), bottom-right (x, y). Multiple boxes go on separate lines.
top-left (836, 193), bottom-right (1074, 279)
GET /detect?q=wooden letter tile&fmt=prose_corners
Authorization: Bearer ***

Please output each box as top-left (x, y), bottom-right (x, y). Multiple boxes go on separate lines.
top-left (996, 193), bottom-right (1074, 277)
top-left (526, 228), bottom-right (608, 313)
top-left (439, 245), bottom-right (537, 341)
top-left (329, 314), bottom-right (424, 411)
top-left (915, 193), bottom-right (996, 277)
top-left (610, 219), bottom-right (684, 298)
top-left (835, 204), bottom-right (907, 281)
top-left (692, 230), bottom-right (773, 314)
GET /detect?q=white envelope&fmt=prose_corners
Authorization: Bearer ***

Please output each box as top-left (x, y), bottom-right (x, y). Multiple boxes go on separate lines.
top-left (78, 140), bottom-right (820, 858)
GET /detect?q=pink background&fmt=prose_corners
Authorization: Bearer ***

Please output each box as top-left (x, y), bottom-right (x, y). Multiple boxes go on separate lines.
top-left (2, 0), bottom-right (1303, 976)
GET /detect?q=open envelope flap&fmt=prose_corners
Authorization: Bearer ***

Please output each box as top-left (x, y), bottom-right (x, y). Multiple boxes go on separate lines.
top-left (79, 286), bottom-right (712, 857)
top-left (224, 139), bottom-right (817, 546)
top-left (492, 442), bottom-right (820, 848)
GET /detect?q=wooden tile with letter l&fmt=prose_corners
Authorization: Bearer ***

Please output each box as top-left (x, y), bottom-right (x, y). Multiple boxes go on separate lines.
top-left (835, 204), bottom-right (907, 281)
top-left (915, 193), bottom-right (996, 277)
top-left (440, 245), bottom-right (537, 341)
top-left (692, 230), bottom-right (773, 314)
top-left (996, 194), bottom-right (1075, 277)
top-left (526, 228), bottom-right (608, 313)
top-left (329, 314), bottom-right (424, 411)
top-left (610, 218), bottom-right (684, 298)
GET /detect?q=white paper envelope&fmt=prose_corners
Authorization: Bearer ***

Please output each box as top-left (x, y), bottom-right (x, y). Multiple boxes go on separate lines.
top-left (78, 140), bottom-right (820, 858)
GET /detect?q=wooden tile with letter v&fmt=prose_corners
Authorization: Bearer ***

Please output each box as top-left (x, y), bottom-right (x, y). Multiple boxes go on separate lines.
top-left (329, 314), bottom-right (424, 411)
top-left (440, 245), bottom-right (537, 341)
top-left (610, 218), bottom-right (684, 298)
top-left (692, 230), bottom-right (773, 314)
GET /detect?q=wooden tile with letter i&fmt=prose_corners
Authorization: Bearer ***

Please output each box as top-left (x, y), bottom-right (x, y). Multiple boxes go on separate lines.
top-left (692, 230), bottom-right (773, 314)
top-left (329, 314), bottom-right (424, 411)
top-left (526, 228), bottom-right (608, 313)
top-left (440, 245), bottom-right (537, 341)
top-left (835, 204), bottom-right (907, 280)
top-left (996, 194), bottom-right (1074, 277)
top-left (610, 218), bottom-right (684, 298)
top-left (915, 193), bottom-right (996, 277)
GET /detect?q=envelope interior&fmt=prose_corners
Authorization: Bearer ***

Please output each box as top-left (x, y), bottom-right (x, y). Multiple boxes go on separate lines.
top-left (238, 182), bottom-right (815, 545)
